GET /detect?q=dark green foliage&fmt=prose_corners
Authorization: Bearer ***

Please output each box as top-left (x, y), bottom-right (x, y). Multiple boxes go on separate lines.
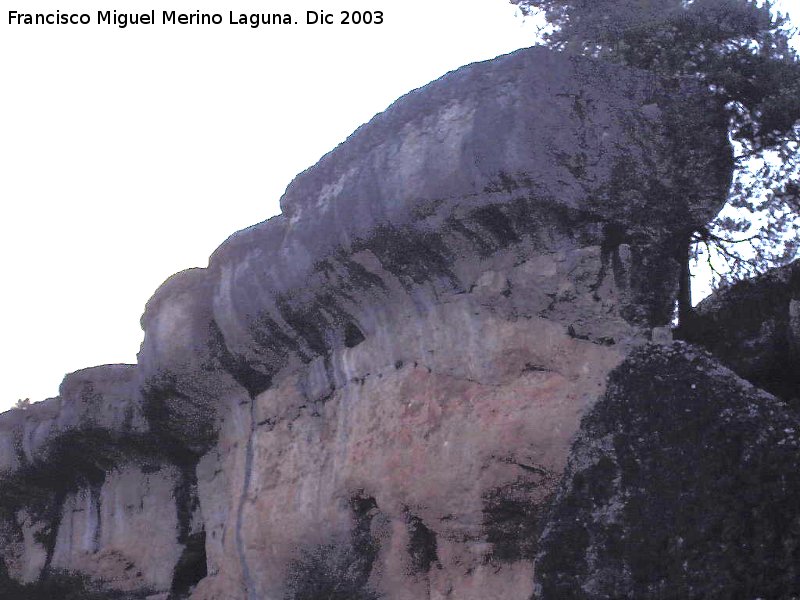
top-left (470, 204), bottom-right (523, 247)
top-left (511, 0), bottom-right (800, 306)
top-left (511, 0), bottom-right (799, 139)
top-left (0, 429), bottom-right (171, 518)
top-left (207, 320), bottom-right (273, 398)
top-left (283, 542), bottom-right (380, 600)
top-left (0, 429), bottom-right (206, 599)
top-left (170, 465), bottom-right (207, 598)
top-left (140, 372), bottom-right (218, 455)
top-left (356, 226), bottom-right (459, 290)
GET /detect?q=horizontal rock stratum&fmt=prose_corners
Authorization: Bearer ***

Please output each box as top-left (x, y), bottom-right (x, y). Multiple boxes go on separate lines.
top-left (6, 45), bottom-right (797, 600)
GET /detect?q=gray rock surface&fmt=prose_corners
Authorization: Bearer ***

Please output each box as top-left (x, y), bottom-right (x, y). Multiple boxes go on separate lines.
top-left (138, 268), bottom-right (249, 453)
top-left (536, 342), bottom-right (800, 599)
top-left (196, 46), bottom-right (730, 387)
top-left (1, 46), bottom-right (737, 599)
top-left (0, 364), bottom-right (145, 479)
top-left (0, 365), bottom-right (200, 597)
top-left (682, 259), bottom-right (800, 402)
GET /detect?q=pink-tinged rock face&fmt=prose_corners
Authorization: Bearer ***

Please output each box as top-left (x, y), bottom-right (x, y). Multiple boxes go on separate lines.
top-left (1, 44), bottom-right (734, 599)
top-left (196, 301), bottom-right (624, 599)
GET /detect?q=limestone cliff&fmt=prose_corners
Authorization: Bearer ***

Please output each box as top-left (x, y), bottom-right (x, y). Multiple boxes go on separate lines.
top-left (6, 45), bottom-right (792, 600)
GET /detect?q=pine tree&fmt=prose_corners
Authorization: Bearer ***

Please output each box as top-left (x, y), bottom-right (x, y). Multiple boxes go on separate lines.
top-left (511, 0), bottom-right (800, 325)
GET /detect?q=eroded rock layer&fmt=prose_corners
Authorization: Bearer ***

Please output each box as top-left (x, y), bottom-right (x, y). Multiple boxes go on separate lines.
top-left (0, 366), bottom-right (201, 598)
top-left (1, 46), bottom-right (736, 599)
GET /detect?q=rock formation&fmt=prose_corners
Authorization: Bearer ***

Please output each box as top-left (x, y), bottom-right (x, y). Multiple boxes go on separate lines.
top-left (681, 260), bottom-right (800, 403)
top-left (4, 44), bottom-right (795, 600)
top-left (536, 341), bottom-right (800, 598)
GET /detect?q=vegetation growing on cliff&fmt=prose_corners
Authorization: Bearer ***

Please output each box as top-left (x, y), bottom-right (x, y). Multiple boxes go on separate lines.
top-left (511, 0), bottom-right (800, 322)
top-left (0, 567), bottom-right (151, 600)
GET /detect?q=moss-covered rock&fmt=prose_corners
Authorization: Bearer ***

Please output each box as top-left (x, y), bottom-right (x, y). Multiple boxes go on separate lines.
top-left (536, 342), bottom-right (800, 599)
top-left (681, 259), bottom-right (800, 404)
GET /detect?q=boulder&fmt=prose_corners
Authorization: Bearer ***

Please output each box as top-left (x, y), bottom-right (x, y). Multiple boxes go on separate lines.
top-left (138, 268), bottom-right (250, 454)
top-left (536, 342), bottom-right (800, 599)
top-left (198, 46), bottom-right (730, 385)
top-left (682, 259), bottom-right (800, 403)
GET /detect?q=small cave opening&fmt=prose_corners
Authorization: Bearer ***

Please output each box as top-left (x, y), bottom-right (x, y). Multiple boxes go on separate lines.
top-left (170, 530), bottom-right (208, 598)
top-left (344, 323), bottom-right (366, 348)
top-left (406, 514), bottom-right (438, 573)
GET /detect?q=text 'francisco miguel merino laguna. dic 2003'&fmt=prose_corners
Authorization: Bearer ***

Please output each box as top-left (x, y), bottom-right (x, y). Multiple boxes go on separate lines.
top-left (7, 9), bottom-right (386, 28)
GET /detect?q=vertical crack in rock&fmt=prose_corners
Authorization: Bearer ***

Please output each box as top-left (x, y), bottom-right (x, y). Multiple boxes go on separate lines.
top-left (37, 489), bottom-right (66, 578)
top-left (171, 530), bottom-right (207, 597)
top-left (88, 483), bottom-right (101, 555)
top-left (236, 393), bottom-right (259, 600)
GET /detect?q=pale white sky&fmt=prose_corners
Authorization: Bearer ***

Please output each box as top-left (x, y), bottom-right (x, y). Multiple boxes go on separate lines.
top-left (0, 0), bottom-right (541, 410)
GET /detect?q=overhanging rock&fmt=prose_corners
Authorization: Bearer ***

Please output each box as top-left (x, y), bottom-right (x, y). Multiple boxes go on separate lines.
top-left (1, 46), bottom-right (734, 599)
